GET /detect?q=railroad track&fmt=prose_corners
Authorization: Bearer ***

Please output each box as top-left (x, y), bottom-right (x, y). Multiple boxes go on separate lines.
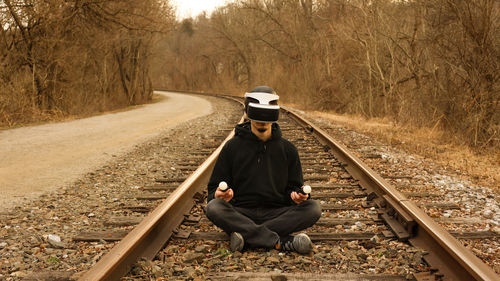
top-left (76, 94), bottom-right (498, 281)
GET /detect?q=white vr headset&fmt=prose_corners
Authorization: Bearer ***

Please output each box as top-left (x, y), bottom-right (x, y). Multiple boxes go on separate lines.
top-left (244, 92), bottom-right (280, 123)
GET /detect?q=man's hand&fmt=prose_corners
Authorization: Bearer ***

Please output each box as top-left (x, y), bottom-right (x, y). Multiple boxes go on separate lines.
top-left (291, 191), bottom-right (308, 204)
top-left (215, 187), bottom-right (234, 202)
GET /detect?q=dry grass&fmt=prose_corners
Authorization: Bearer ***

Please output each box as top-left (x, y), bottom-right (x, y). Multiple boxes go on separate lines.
top-left (0, 94), bottom-right (163, 131)
top-left (311, 111), bottom-right (500, 193)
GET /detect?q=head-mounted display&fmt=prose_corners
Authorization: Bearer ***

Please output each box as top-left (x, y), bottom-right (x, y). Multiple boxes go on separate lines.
top-left (244, 92), bottom-right (280, 123)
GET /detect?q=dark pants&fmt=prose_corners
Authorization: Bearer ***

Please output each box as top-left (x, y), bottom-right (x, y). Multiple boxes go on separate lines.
top-left (206, 199), bottom-right (322, 249)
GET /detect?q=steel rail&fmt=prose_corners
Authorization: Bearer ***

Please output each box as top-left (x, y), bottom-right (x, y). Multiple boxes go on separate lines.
top-left (78, 91), bottom-right (497, 280)
top-left (282, 106), bottom-right (499, 281)
top-left (79, 109), bottom-right (245, 280)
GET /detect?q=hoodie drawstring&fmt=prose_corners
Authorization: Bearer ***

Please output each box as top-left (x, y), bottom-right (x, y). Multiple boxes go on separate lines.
top-left (257, 143), bottom-right (267, 164)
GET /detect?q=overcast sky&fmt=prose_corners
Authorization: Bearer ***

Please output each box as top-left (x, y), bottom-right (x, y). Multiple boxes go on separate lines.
top-left (172, 0), bottom-right (230, 19)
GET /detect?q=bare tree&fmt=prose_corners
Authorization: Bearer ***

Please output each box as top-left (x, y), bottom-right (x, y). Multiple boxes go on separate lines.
top-left (0, 0), bottom-right (175, 125)
top-left (154, 0), bottom-right (498, 149)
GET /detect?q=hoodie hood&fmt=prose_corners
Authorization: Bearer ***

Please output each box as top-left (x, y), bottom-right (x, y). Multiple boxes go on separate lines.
top-left (235, 121), bottom-right (282, 142)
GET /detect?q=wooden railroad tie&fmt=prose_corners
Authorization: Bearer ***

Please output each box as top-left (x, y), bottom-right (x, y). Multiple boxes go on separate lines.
top-left (98, 214), bottom-right (487, 228)
top-left (155, 178), bottom-right (186, 183)
top-left (72, 229), bottom-right (499, 243)
top-left (206, 272), bottom-right (407, 280)
top-left (142, 184), bottom-right (178, 191)
top-left (182, 232), bottom-right (377, 241)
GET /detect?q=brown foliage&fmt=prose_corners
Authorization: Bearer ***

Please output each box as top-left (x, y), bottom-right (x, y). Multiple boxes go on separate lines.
top-left (0, 0), bottom-right (175, 126)
top-left (155, 0), bottom-right (499, 149)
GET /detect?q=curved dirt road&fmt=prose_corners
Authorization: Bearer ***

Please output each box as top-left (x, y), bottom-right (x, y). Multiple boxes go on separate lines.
top-left (0, 91), bottom-right (212, 211)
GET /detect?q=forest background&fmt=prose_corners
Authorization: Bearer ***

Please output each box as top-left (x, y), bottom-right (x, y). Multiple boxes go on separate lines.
top-left (0, 0), bottom-right (498, 151)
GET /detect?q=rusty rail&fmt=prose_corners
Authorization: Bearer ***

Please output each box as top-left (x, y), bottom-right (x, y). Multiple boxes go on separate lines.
top-left (79, 97), bottom-right (244, 280)
top-left (80, 92), bottom-right (498, 280)
top-left (79, 138), bottom-right (229, 280)
top-left (283, 106), bottom-right (499, 281)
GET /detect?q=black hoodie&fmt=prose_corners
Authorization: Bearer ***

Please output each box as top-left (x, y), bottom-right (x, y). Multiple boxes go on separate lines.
top-left (207, 121), bottom-right (304, 208)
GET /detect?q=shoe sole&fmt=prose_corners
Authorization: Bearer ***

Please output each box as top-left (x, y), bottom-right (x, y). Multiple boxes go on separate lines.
top-left (230, 232), bottom-right (244, 252)
top-left (293, 233), bottom-right (312, 254)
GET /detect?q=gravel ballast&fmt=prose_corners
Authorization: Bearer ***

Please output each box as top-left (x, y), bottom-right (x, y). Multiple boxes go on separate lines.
top-left (0, 95), bottom-right (242, 280)
top-left (1, 98), bottom-right (498, 280)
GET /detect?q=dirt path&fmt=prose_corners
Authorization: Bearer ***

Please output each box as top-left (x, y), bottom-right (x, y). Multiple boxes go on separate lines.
top-left (0, 91), bottom-right (212, 211)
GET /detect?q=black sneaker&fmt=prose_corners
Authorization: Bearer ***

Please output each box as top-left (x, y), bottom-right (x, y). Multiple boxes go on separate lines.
top-left (230, 232), bottom-right (244, 252)
top-left (275, 233), bottom-right (312, 254)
